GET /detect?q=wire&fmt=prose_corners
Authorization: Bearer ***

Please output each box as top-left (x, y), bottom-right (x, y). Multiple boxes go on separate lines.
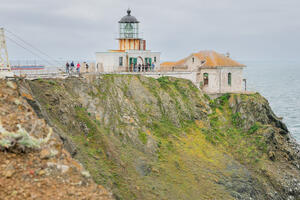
top-left (6, 35), bottom-right (56, 66)
top-left (5, 28), bottom-right (61, 66)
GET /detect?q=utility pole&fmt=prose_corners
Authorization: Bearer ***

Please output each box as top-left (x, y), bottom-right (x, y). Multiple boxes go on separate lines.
top-left (0, 28), bottom-right (11, 71)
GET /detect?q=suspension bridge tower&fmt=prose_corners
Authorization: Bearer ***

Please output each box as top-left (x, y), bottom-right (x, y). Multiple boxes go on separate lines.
top-left (0, 28), bottom-right (11, 71)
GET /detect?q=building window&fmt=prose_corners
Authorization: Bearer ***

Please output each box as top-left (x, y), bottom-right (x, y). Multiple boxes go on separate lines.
top-left (119, 57), bottom-right (123, 66)
top-left (192, 57), bottom-right (195, 63)
top-left (203, 73), bottom-right (209, 86)
top-left (228, 73), bottom-right (232, 86)
top-left (154, 57), bottom-right (157, 62)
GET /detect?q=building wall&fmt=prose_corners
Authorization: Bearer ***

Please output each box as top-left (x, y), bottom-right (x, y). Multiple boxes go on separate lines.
top-left (96, 51), bottom-right (161, 72)
top-left (185, 55), bottom-right (204, 71)
top-left (95, 52), bottom-right (126, 72)
top-left (219, 67), bottom-right (244, 93)
top-left (197, 67), bottom-right (244, 94)
top-left (198, 68), bottom-right (220, 94)
top-left (161, 54), bottom-right (203, 72)
top-left (144, 72), bottom-right (198, 85)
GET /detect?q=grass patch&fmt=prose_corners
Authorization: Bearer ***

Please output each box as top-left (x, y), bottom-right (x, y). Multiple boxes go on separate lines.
top-left (231, 112), bottom-right (243, 127)
top-left (138, 131), bottom-right (147, 144)
top-left (75, 106), bottom-right (98, 137)
top-left (248, 123), bottom-right (261, 134)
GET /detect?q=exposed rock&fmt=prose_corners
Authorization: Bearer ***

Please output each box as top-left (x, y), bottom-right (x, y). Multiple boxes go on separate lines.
top-left (6, 81), bottom-right (17, 90)
top-left (268, 151), bottom-right (276, 161)
top-left (9, 75), bottom-right (299, 200)
top-left (0, 79), bottom-right (114, 200)
top-left (3, 170), bottom-right (15, 178)
top-left (81, 170), bottom-right (91, 178)
top-left (40, 148), bottom-right (58, 159)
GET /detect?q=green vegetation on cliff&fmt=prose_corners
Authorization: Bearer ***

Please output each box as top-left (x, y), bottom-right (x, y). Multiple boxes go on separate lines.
top-left (23, 75), bottom-right (300, 200)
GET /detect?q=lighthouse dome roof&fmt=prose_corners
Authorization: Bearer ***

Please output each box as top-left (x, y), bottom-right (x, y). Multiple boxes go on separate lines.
top-left (119, 9), bottom-right (139, 23)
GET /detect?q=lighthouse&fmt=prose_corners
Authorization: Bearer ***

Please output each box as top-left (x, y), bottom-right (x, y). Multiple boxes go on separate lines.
top-left (96, 9), bottom-right (160, 72)
top-left (118, 9), bottom-right (146, 51)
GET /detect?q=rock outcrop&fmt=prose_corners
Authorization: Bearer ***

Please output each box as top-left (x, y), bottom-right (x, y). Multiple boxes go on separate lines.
top-left (1, 75), bottom-right (299, 200)
top-left (0, 80), bottom-right (113, 200)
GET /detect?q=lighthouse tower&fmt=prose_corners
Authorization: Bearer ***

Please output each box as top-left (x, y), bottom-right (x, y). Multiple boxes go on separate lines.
top-left (118, 9), bottom-right (146, 51)
top-left (95, 9), bottom-right (160, 72)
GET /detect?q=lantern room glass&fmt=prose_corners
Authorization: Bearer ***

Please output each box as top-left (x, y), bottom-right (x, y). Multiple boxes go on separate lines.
top-left (119, 23), bottom-right (139, 39)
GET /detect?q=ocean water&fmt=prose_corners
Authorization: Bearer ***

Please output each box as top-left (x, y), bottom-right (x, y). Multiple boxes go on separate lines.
top-left (243, 61), bottom-right (300, 142)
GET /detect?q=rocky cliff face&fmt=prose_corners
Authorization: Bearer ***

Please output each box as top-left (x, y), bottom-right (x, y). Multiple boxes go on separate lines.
top-left (0, 80), bottom-right (113, 200)
top-left (2, 75), bottom-right (299, 200)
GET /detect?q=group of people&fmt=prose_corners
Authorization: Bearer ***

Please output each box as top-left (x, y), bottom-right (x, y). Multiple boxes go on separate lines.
top-left (131, 63), bottom-right (155, 72)
top-left (65, 61), bottom-right (89, 74)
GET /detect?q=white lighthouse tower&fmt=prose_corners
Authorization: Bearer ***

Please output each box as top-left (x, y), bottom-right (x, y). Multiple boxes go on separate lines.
top-left (95, 9), bottom-right (161, 72)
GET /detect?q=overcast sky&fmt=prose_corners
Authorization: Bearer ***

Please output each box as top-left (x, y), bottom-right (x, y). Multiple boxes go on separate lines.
top-left (1, 0), bottom-right (300, 62)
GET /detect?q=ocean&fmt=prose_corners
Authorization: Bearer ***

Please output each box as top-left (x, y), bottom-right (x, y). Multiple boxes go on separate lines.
top-left (243, 61), bottom-right (300, 142)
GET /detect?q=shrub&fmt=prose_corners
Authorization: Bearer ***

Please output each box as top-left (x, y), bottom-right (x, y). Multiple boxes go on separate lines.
top-left (48, 80), bottom-right (57, 85)
top-left (157, 77), bottom-right (170, 88)
top-left (210, 116), bottom-right (219, 127)
top-left (248, 123), bottom-right (260, 134)
top-left (232, 113), bottom-right (243, 127)
top-left (218, 93), bottom-right (230, 105)
top-left (203, 94), bottom-right (210, 101)
top-left (0, 124), bottom-right (52, 152)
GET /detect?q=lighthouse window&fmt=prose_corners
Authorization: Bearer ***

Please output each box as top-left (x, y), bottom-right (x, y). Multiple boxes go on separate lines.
top-left (228, 73), bottom-right (232, 86)
top-left (119, 57), bottom-right (123, 66)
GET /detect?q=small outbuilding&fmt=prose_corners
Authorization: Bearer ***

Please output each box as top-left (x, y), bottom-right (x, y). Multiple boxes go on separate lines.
top-left (161, 51), bottom-right (246, 94)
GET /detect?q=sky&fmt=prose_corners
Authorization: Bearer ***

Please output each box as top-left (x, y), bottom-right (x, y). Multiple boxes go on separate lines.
top-left (1, 0), bottom-right (300, 63)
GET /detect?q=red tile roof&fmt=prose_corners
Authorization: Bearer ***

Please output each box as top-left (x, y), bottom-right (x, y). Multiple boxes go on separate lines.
top-left (161, 50), bottom-right (245, 69)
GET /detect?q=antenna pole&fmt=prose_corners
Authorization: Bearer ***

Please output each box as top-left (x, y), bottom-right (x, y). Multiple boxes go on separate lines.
top-left (0, 28), bottom-right (11, 71)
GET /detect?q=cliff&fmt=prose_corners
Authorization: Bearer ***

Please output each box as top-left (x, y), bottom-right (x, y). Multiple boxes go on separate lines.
top-left (1, 75), bottom-right (300, 200)
top-left (0, 80), bottom-right (113, 200)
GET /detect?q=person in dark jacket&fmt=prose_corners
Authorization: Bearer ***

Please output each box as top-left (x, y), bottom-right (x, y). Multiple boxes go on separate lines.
top-left (66, 62), bottom-right (70, 73)
top-left (85, 62), bottom-right (89, 73)
top-left (70, 61), bottom-right (75, 72)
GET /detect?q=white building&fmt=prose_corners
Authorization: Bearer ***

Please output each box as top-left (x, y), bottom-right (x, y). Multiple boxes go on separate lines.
top-left (161, 51), bottom-right (246, 94)
top-left (95, 9), bottom-right (161, 72)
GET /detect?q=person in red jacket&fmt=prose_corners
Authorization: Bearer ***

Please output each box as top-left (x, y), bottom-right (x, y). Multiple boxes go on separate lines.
top-left (76, 62), bottom-right (81, 74)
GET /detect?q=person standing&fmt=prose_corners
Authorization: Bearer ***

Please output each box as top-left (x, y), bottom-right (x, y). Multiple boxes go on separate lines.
top-left (70, 61), bottom-right (75, 73)
top-left (152, 63), bottom-right (155, 71)
top-left (85, 62), bottom-right (89, 73)
top-left (66, 62), bottom-right (70, 74)
top-left (76, 62), bottom-right (81, 74)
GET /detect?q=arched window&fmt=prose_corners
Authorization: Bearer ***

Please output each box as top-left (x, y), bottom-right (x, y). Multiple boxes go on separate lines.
top-left (192, 57), bottom-right (195, 63)
top-left (228, 73), bottom-right (232, 86)
top-left (203, 73), bottom-right (209, 86)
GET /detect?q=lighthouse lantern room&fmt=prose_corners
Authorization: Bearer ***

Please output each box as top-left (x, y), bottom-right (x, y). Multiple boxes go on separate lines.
top-left (118, 9), bottom-right (146, 51)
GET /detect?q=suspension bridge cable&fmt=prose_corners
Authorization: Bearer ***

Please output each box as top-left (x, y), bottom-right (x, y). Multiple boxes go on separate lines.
top-left (5, 35), bottom-right (56, 66)
top-left (5, 28), bottom-right (61, 66)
